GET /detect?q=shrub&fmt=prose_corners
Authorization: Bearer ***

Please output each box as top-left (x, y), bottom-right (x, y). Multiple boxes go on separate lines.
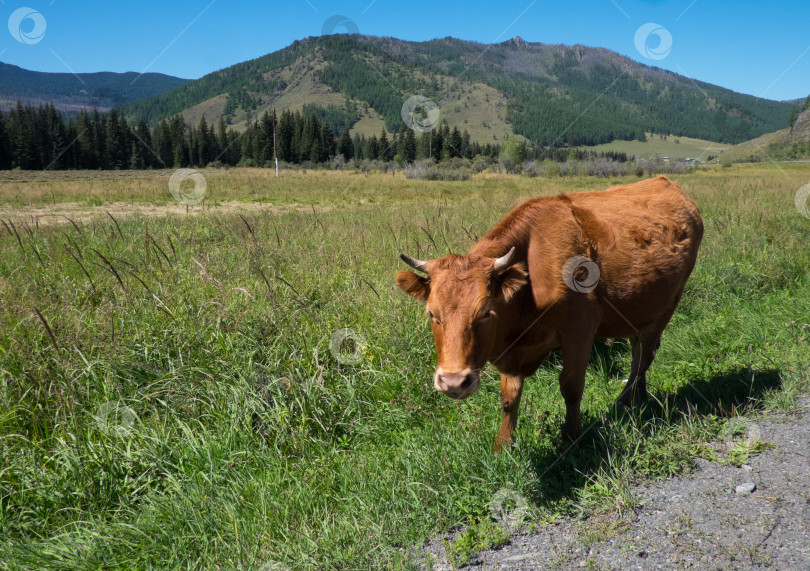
top-left (522, 160), bottom-right (543, 177)
top-left (559, 160), bottom-right (579, 177)
top-left (403, 159), bottom-right (471, 181)
top-left (472, 154), bottom-right (492, 173)
top-left (581, 157), bottom-right (633, 177)
top-left (541, 158), bottom-right (560, 177)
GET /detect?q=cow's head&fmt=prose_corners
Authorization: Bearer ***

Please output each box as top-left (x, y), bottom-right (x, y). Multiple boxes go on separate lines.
top-left (396, 247), bottom-right (528, 399)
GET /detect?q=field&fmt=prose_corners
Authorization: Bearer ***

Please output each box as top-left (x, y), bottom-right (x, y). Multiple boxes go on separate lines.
top-left (1, 165), bottom-right (809, 569)
top-left (582, 133), bottom-right (731, 161)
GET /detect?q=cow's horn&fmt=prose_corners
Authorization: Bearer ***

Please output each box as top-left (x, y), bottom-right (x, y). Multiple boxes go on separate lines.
top-left (493, 247), bottom-right (515, 273)
top-left (399, 253), bottom-right (429, 274)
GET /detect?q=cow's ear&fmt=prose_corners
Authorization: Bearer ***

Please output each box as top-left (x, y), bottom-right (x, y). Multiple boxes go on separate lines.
top-left (396, 271), bottom-right (430, 302)
top-left (497, 262), bottom-right (528, 302)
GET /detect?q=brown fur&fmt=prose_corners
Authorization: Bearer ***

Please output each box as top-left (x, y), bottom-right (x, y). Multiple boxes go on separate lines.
top-left (396, 176), bottom-right (704, 449)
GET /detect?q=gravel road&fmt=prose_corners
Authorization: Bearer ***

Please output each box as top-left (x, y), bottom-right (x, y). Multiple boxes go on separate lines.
top-left (422, 398), bottom-right (810, 570)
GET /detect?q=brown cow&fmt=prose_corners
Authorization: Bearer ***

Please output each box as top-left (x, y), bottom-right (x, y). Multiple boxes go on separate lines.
top-left (396, 176), bottom-right (703, 449)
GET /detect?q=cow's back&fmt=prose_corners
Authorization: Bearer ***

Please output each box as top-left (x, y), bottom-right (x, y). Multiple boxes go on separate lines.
top-left (562, 176), bottom-right (703, 333)
top-left (472, 176), bottom-right (702, 331)
top-left (472, 176), bottom-right (702, 337)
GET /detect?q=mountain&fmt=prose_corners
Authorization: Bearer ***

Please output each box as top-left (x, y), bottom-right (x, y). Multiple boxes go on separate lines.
top-left (121, 35), bottom-right (793, 147)
top-left (718, 103), bottom-right (810, 163)
top-left (0, 62), bottom-right (189, 115)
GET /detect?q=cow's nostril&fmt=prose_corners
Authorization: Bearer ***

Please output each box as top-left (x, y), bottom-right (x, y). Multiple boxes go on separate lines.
top-left (438, 372), bottom-right (476, 395)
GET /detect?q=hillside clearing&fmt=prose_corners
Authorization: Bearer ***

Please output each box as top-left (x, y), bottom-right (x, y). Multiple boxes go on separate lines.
top-left (582, 133), bottom-right (730, 161)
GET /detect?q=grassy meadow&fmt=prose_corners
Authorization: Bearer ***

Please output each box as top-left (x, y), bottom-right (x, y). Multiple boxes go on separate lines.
top-left (1, 165), bottom-right (809, 569)
top-left (582, 133), bottom-right (730, 161)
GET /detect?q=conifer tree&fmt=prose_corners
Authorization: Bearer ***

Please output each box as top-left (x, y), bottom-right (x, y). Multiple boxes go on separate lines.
top-left (366, 134), bottom-right (379, 160)
top-left (447, 127), bottom-right (463, 159)
top-left (338, 128), bottom-right (354, 160)
top-left (379, 129), bottom-right (392, 161)
top-left (277, 110), bottom-right (295, 163)
top-left (0, 113), bottom-right (10, 170)
top-left (401, 128), bottom-right (417, 163)
top-left (320, 121), bottom-right (336, 162)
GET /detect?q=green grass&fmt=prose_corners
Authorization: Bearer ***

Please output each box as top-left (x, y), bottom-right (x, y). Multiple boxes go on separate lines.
top-left (582, 132), bottom-right (730, 160)
top-left (0, 164), bottom-right (809, 569)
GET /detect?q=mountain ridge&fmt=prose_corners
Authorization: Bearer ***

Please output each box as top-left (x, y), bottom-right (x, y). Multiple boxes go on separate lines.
top-left (119, 34), bottom-right (793, 147)
top-left (0, 61), bottom-right (190, 114)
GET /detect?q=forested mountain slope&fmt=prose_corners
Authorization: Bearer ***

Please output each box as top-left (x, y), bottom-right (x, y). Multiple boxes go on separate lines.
top-left (0, 62), bottom-right (189, 115)
top-left (121, 35), bottom-right (793, 146)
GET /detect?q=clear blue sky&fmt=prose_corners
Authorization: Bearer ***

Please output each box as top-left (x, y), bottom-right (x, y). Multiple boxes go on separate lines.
top-left (2, 0), bottom-right (809, 101)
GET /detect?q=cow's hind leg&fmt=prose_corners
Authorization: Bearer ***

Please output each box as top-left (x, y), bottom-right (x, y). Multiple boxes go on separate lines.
top-left (615, 292), bottom-right (684, 408)
top-left (495, 373), bottom-right (524, 451)
top-left (615, 330), bottom-right (659, 407)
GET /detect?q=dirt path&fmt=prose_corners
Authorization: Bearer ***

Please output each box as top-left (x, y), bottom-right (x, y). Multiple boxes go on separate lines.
top-left (0, 200), bottom-right (330, 228)
top-left (423, 398), bottom-right (810, 570)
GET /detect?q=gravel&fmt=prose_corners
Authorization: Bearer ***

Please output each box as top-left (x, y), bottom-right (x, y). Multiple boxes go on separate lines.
top-left (421, 398), bottom-right (810, 570)
top-left (735, 482), bottom-right (757, 495)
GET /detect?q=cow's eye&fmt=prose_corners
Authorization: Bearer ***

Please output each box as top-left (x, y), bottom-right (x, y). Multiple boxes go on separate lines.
top-left (428, 311), bottom-right (441, 325)
top-left (479, 310), bottom-right (495, 320)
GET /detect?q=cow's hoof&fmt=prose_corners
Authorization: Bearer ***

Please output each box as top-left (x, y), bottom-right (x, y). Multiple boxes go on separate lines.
top-left (613, 394), bottom-right (633, 409)
top-left (493, 435), bottom-right (513, 452)
top-left (561, 425), bottom-right (582, 444)
top-left (614, 387), bottom-right (647, 410)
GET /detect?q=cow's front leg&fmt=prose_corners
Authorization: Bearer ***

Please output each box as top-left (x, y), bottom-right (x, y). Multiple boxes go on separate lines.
top-left (495, 373), bottom-right (524, 451)
top-left (559, 338), bottom-right (592, 442)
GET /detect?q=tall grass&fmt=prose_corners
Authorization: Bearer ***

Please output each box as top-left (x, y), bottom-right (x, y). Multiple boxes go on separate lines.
top-left (0, 164), bottom-right (808, 569)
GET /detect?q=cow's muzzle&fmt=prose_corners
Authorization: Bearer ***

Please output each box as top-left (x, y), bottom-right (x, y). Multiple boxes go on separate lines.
top-left (434, 368), bottom-right (480, 399)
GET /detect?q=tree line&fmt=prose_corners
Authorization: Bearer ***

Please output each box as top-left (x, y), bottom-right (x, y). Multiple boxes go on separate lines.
top-left (0, 102), bottom-right (505, 170)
